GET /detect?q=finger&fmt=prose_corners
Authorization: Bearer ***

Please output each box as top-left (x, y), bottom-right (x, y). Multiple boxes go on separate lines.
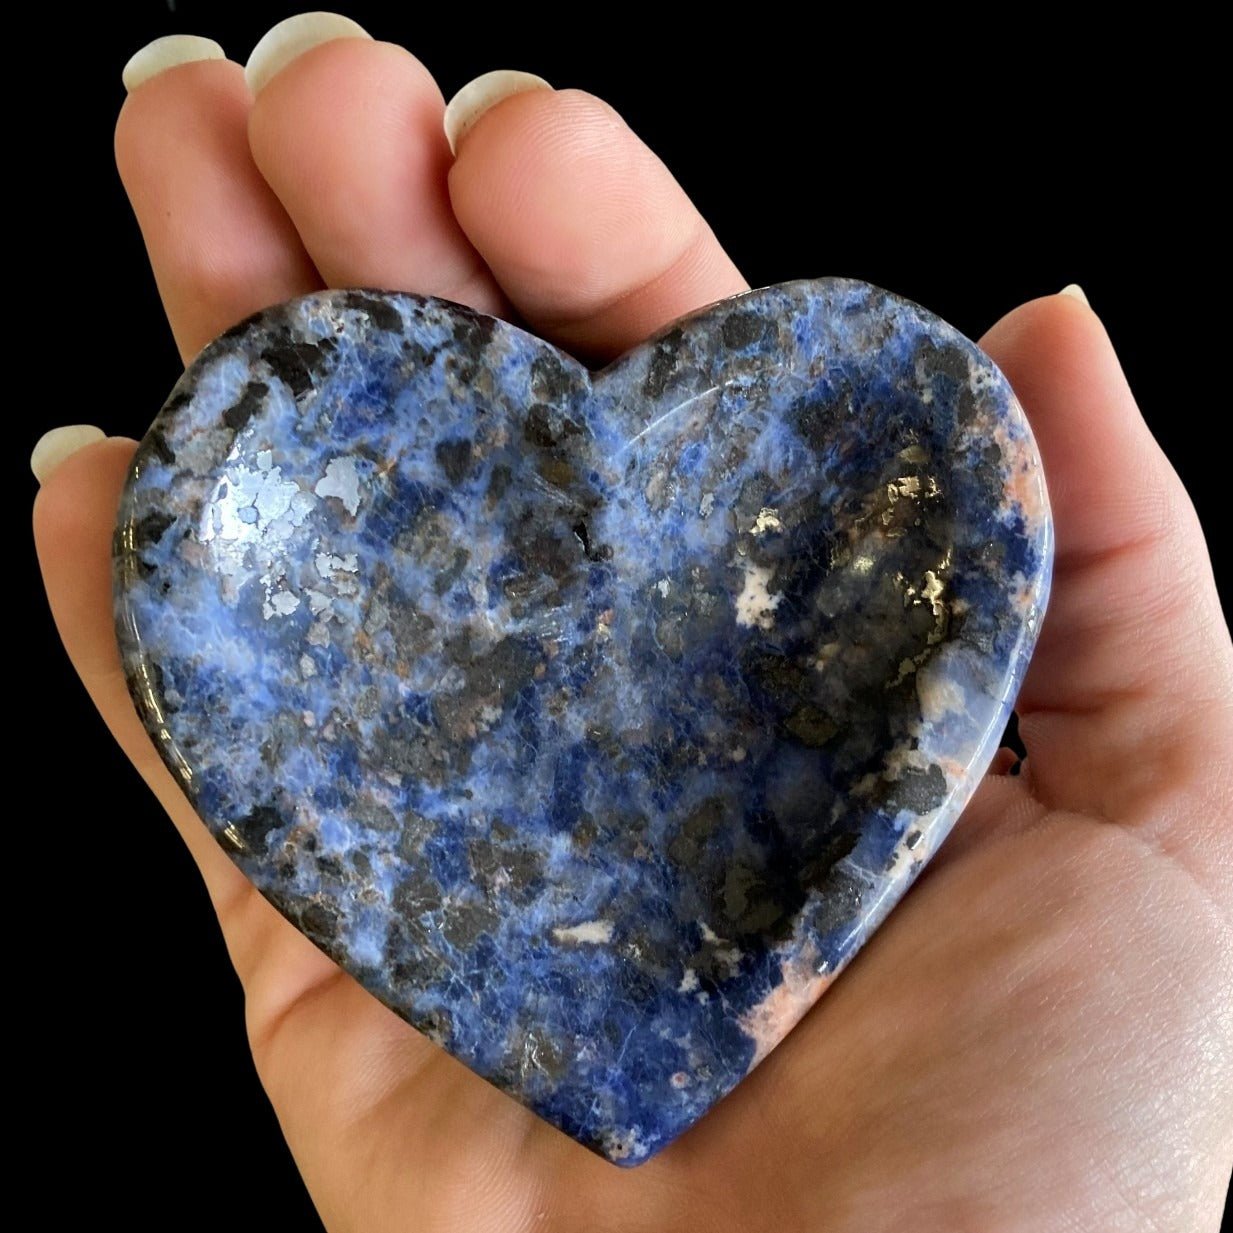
top-left (245, 21), bottom-right (503, 313)
top-left (32, 440), bottom-right (335, 993)
top-left (980, 293), bottom-right (1233, 838)
top-left (30, 439), bottom-right (506, 1224)
top-left (116, 53), bottom-right (320, 362)
top-left (983, 291), bottom-right (1190, 571)
top-left (446, 75), bottom-right (748, 357)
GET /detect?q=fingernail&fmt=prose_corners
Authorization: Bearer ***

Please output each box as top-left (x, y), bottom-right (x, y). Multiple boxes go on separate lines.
top-left (31, 426), bottom-right (106, 485)
top-left (122, 35), bottom-right (226, 93)
top-left (245, 12), bottom-right (371, 95)
top-left (444, 70), bottom-right (553, 155)
top-left (1059, 283), bottom-right (1090, 307)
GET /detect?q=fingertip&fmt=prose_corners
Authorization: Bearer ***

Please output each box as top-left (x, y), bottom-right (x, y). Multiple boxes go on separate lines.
top-left (449, 86), bottom-right (745, 354)
top-left (33, 437), bottom-right (137, 546)
top-left (30, 425), bottom-right (106, 485)
top-left (444, 69), bottom-right (553, 156)
top-left (980, 291), bottom-right (1134, 451)
top-left (114, 52), bottom-right (320, 361)
top-left (247, 39), bottom-right (450, 184)
top-left (449, 86), bottom-right (638, 275)
top-left (122, 34), bottom-right (226, 94)
top-left (116, 55), bottom-right (248, 163)
top-left (246, 38), bottom-right (499, 309)
top-left (244, 11), bottom-right (371, 97)
top-left (981, 290), bottom-right (1103, 367)
top-left (980, 293), bottom-right (1177, 548)
top-left (248, 35), bottom-right (442, 120)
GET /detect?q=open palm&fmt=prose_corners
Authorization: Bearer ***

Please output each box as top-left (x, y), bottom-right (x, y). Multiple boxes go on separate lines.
top-left (34, 25), bottom-right (1232, 1233)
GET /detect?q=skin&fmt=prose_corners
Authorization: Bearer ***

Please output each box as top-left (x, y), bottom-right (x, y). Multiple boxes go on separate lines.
top-left (32, 37), bottom-right (1232, 1233)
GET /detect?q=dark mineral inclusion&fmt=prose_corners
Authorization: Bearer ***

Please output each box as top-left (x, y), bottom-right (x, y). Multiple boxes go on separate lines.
top-left (114, 278), bottom-right (1052, 1163)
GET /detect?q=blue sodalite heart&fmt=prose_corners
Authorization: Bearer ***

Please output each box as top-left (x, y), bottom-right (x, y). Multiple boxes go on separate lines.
top-left (115, 279), bottom-right (1051, 1163)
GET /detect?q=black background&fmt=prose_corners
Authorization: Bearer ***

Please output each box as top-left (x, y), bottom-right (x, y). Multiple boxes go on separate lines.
top-left (21, 5), bottom-right (1228, 1230)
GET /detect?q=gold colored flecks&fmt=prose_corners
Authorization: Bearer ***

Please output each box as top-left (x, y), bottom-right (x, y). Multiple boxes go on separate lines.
top-left (751, 506), bottom-right (783, 535)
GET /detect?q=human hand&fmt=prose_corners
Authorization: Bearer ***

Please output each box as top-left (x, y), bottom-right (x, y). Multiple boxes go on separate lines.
top-left (32, 16), bottom-right (1233, 1232)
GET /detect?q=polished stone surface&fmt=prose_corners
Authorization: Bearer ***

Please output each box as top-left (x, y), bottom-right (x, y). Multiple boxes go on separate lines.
top-left (115, 280), bottom-right (1051, 1163)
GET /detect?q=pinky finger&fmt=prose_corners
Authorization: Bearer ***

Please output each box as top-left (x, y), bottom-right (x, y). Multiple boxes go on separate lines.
top-left (32, 439), bottom-right (327, 988)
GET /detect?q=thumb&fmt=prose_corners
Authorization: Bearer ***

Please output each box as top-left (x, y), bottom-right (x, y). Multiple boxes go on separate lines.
top-left (980, 292), bottom-right (1232, 889)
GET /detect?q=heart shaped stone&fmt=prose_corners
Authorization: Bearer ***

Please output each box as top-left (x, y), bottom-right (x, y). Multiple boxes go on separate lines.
top-left (115, 279), bottom-right (1051, 1164)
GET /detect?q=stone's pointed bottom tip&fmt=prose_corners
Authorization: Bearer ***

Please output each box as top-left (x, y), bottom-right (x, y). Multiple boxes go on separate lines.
top-left (113, 278), bottom-right (1051, 1164)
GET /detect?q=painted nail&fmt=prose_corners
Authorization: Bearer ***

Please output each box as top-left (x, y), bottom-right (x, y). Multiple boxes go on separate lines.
top-left (31, 426), bottom-right (106, 485)
top-left (245, 12), bottom-right (371, 95)
top-left (444, 70), bottom-right (553, 155)
top-left (1059, 283), bottom-right (1090, 307)
top-left (122, 35), bottom-right (226, 93)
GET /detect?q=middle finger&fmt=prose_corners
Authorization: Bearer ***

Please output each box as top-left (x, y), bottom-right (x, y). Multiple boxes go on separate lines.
top-left (245, 16), bottom-right (504, 313)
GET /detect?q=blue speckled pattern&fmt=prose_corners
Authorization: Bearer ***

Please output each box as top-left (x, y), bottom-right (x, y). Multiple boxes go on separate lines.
top-left (114, 279), bottom-right (1051, 1164)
